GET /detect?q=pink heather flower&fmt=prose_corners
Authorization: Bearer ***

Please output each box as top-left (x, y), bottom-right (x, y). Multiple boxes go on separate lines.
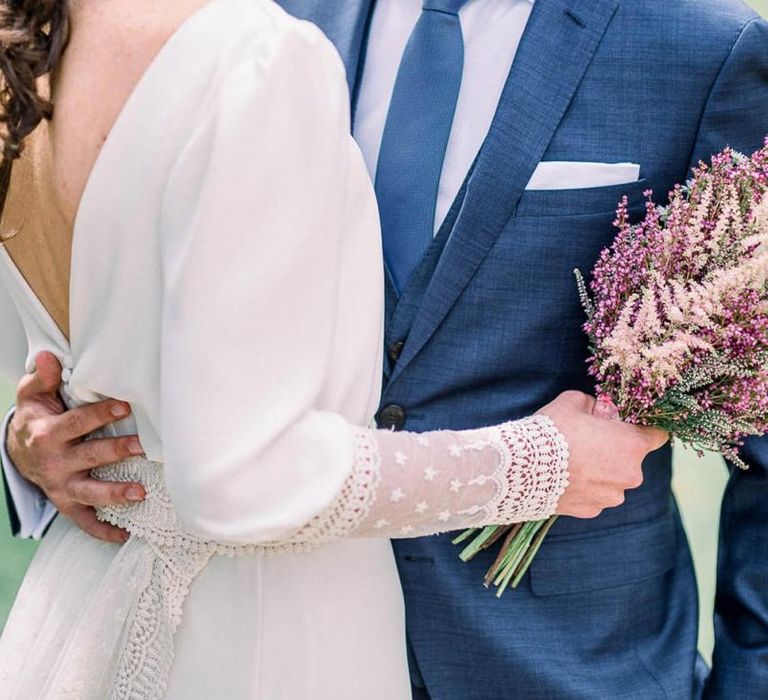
top-left (579, 139), bottom-right (768, 461)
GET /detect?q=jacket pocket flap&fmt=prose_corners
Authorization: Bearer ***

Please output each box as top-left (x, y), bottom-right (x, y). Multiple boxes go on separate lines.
top-left (528, 513), bottom-right (678, 596)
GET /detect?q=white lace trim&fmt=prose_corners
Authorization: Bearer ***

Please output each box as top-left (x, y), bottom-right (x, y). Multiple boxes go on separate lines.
top-left (492, 416), bottom-right (571, 523)
top-left (108, 548), bottom-right (211, 700)
top-left (95, 460), bottom-right (310, 700)
top-left (90, 415), bottom-right (569, 698)
top-left (91, 435), bottom-right (382, 699)
top-left (290, 430), bottom-right (382, 544)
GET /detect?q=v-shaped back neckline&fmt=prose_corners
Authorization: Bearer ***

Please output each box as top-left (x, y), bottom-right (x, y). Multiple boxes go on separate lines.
top-left (0, 244), bottom-right (71, 353)
top-left (0, 0), bottom-right (228, 360)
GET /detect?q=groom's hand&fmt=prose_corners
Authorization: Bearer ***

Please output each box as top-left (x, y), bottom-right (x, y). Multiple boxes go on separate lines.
top-left (539, 391), bottom-right (668, 519)
top-left (6, 351), bottom-right (146, 543)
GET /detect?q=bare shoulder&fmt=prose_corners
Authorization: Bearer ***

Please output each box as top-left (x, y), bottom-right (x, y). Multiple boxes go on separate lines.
top-left (50, 0), bottom-right (214, 223)
top-left (71, 0), bottom-right (213, 71)
top-left (50, 0), bottom-right (343, 223)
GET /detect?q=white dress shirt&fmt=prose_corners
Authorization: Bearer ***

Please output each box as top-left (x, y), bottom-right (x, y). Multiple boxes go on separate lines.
top-left (354, 0), bottom-right (535, 230)
top-left (2, 0), bottom-right (536, 538)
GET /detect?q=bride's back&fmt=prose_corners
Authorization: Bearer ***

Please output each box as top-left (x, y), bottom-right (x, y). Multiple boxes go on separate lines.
top-left (0, 0), bottom-right (210, 337)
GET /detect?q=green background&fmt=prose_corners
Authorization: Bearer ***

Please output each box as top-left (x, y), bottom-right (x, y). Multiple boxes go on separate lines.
top-left (1, 0), bottom-right (767, 657)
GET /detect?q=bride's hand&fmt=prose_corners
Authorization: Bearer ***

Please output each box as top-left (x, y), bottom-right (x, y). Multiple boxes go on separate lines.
top-left (537, 391), bottom-right (668, 519)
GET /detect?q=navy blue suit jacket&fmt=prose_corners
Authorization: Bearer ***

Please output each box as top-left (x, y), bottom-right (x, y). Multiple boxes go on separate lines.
top-left (274, 1), bottom-right (768, 697)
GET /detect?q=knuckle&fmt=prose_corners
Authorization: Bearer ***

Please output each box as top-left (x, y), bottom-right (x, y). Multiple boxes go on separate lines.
top-left (83, 522), bottom-right (100, 538)
top-left (97, 402), bottom-right (115, 421)
top-left (82, 443), bottom-right (100, 468)
top-left (68, 482), bottom-right (84, 503)
top-left (111, 485), bottom-right (128, 504)
top-left (15, 374), bottom-right (35, 400)
top-left (636, 432), bottom-right (654, 454)
top-left (67, 411), bottom-right (85, 438)
top-left (37, 457), bottom-right (58, 482)
top-left (626, 467), bottom-right (644, 489)
top-left (574, 505), bottom-right (602, 519)
top-left (578, 506), bottom-right (602, 519)
top-left (646, 432), bottom-right (665, 452)
top-left (95, 402), bottom-right (120, 427)
top-left (57, 501), bottom-right (75, 518)
top-left (78, 515), bottom-right (100, 537)
top-left (80, 482), bottom-right (99, 504)
top-left (92, 523), bottom-right (118, 543)
top-left (561, 390), bottom-right (583, 406)
top-left (26, 424), bottom-right (48, 450)
top-left (115, 438), bottom-right (132, 460)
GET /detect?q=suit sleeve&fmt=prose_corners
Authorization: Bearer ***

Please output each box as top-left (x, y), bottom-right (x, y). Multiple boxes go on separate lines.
top-left (693, 16), bottom-right (768, 699)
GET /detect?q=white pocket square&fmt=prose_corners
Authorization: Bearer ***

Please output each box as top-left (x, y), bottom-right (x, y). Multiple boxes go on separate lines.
top-left (525, 161), bottom-right (641, 191)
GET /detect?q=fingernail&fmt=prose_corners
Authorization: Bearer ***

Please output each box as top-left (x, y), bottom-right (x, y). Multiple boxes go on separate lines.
top-left (126, 486), bottom-right (144, 502)
top-left (120, 531), bottom-right (130, 543)
top-left (111, 403), bottom-right (130, 418)
top-left (128, 438), bottom-right (143, 455)
top-left (597, 396), bottom-right (621, 421)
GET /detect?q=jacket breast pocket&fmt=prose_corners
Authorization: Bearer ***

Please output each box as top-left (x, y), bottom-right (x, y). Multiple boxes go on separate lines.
top-left (515, 178), bottom-right (649, 218)
top-left (528, 512), bottom-right (678, 596)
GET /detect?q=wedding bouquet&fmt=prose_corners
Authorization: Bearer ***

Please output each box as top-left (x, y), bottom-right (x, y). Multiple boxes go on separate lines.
top-left (455, 139), bottom-right (768, 596)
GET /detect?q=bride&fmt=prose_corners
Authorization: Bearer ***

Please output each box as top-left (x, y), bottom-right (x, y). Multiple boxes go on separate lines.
top-left (0, 0), bottom-right (665, 697)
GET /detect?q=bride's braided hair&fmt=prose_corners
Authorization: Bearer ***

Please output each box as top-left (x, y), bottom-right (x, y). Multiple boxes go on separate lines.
top-left (0, 0), bottom-right (69, 219)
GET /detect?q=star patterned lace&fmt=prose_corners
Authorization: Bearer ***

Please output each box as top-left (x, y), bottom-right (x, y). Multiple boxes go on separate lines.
top-left (93, 414), bottom-right (569, 698)
top-left (297, 415), bottom-right (570, 541)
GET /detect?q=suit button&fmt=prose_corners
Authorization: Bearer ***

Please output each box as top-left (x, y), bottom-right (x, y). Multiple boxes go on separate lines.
top-left (388, 341), bottom-right (405, 363)
top-left (379, 404), bottom-right (406, 431)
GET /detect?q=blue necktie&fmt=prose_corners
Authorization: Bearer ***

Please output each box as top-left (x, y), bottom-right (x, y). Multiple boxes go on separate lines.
top-left (375, 0), bottom-right (468, 294)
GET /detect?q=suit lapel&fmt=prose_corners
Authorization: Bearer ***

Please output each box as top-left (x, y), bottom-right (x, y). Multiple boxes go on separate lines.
top-left (309, 0), bottom-right (376, 99)
top-left (388, 0), bottom-right (619, 386)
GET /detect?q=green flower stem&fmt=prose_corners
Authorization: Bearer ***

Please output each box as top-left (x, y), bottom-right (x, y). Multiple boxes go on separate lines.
top-left (492, 521), bottom-right (541, 593)
top-left (451, 527), bottom-right (480, 547)
top-left (481, 523), bottom-right (516, 551)
top-left (454, 516), bottom-right (560, 597)
top-left (456, 525), bottom-right (501, 562)
top-left (483, 523), bottom-right (523, 587)
top-left (509, 515), bottom-right (559, 591)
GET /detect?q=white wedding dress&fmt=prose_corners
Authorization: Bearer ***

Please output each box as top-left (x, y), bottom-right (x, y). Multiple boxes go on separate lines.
top-left (0, 0), bottom-right (570, 698)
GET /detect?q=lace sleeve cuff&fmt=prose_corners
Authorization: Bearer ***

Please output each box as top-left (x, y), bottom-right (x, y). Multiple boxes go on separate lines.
top-left (292, 414), bottom-right (570, 543)
top-left (493, 416), bottom-right (570, 523)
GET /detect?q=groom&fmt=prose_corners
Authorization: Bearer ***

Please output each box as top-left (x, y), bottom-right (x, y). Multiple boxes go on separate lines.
top-left (4, 0), bottom-right (768, 697)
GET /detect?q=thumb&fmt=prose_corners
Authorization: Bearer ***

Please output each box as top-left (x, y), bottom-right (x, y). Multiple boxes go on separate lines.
top-left (19, 351), bottom-right (63, 398)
